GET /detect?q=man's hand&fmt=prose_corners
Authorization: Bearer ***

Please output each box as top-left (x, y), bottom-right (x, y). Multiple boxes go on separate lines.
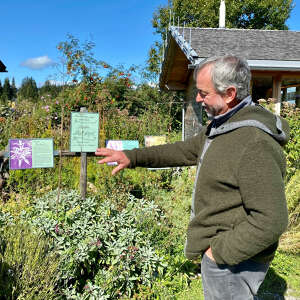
top-left (95, 148), bottom-right (130, 175)
top-left (205, 247), bottom-right (215, 262)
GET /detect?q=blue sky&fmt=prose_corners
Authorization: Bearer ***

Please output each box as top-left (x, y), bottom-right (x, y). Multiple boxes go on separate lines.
top-left (0, 0), bottom-right (168, 87)
top-left (1, 0), bottom-right (300, 88)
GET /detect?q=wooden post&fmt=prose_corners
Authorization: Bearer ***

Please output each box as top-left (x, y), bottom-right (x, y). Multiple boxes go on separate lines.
top-left (80, 107), bottom-right (87, 200)
top-left (296, 87), bottom-right (300, 108)
top-left (57, 105), bottom-right (64, 209)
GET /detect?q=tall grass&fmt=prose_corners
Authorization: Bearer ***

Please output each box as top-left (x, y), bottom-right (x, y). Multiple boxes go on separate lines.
top-left (0, 223), bottom-right (60, 299)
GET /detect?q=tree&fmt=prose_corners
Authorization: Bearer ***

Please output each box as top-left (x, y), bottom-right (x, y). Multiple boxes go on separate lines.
top-left (0, 80), bottom-right (2, 100)
top-left (56, 34), bottom-right (112, 110)
top-left (147, 0), bottom-right (294, 77)
top-left (11, 78), bottom-right (17, 100)
top-left (56, 35), bottom-right (141, 112)
top-left (18, 77), bottom-right (38, 101)
top-left (1, 78), bottom-right (12, 104)
top-left (57, 34), bottom-right (107, 83)
top-left (124, 83), bottom-right (183, 130)
top-left (39, 80), bottom-right (63, 98)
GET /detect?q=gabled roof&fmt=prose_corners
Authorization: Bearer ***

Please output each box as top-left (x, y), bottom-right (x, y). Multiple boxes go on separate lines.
top-left (0, 60), bottom-right (7, 72)
top-left (160, 26), bottom-right (300, 90)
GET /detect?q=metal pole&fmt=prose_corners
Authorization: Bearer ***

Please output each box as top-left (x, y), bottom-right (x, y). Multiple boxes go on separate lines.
top-left (182, 106), bottom-right (185, 141)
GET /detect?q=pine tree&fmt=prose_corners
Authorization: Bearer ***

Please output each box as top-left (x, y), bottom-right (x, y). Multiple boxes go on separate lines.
top-left (0, 80), bottom-right (2, 100)
top-left (39, 80), bottom-right (62, 98)
top-left (1, 78), bottom-right (12, 104)
top-left (11, 77), bottom-right (17, 100)
top-left (18, 77), bottom-right (39, 101)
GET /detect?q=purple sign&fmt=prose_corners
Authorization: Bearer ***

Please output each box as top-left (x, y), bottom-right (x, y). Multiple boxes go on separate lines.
top-left (9, 139), bottom-right (32, 169)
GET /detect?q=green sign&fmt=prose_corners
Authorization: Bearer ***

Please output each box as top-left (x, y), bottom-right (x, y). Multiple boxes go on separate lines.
top-left (70, 112), bottom-right (99, 152)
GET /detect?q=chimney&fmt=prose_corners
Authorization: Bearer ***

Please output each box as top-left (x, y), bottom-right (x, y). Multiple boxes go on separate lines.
top-left (219, 0), bottom-right (226, 28)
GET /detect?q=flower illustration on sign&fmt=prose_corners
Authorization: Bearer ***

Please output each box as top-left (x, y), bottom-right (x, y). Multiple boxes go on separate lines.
top-left (10, 140), bottom-right (32, 169)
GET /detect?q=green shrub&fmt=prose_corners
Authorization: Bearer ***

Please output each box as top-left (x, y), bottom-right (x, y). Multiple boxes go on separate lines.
top-left (280, 170), bottom-right (300, 253)
top-left (282, 106), bottom-right (300, 182)
top-left (19, 189), bottom-right (170, 298)
top-left (286, 170), bottom-right (300, 229)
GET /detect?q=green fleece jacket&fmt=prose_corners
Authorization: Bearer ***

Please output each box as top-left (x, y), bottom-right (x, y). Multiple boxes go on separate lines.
top-left (124, 101), bottom-right (290, 266)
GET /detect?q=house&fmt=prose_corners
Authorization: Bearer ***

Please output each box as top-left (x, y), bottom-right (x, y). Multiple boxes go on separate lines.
top-left (159, 26), bottom-right (300, 139)
top-left (0, 60), bottom-right (7, 72)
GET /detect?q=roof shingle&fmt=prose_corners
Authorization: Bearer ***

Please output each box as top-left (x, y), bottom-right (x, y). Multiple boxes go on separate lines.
top-left (177, 27), bottom-right (300, 61)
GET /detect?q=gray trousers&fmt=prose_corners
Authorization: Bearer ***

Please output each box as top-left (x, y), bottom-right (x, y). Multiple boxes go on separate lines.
top-left (201, 253), bottom-right (270, 300)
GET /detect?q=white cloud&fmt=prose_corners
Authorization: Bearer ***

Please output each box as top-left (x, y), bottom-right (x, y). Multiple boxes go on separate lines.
top-left (21, 55), bottom-right (55, 70)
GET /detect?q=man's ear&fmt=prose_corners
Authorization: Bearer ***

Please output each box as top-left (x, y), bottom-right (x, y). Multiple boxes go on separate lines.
top-left (225, 86), bottom-right (237, 104)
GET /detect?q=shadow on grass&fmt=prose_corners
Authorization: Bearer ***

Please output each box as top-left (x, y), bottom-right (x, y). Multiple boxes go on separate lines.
top-left (257, 267), bottom-right (287, 299)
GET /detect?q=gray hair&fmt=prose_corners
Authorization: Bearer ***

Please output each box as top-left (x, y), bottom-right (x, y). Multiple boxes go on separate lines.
top-left (194, 55), bottom-right (251, 101)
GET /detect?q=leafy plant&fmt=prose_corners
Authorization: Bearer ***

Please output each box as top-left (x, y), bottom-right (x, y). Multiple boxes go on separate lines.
top-left (14, 189), bottom-right (170, 298)
top-left (286, 170), bottom-right (300, 228)
top-left (282, 107), bottom-right (300, 181)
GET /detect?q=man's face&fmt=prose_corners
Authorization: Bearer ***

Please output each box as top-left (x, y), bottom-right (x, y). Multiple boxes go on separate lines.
top-left (195, 65), bottom-right (229, 117)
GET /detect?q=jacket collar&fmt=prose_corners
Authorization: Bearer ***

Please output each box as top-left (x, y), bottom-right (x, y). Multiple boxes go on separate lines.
top-left (206, 95), bottom-right (253, 135)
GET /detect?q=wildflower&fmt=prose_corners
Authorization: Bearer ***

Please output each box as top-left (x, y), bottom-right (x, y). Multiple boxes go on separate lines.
top-left (43, 105), bottom-right (50, 112)
top-left (96, 239), bottom-right (102, 248)
top-left (55, 224), bottom-right (60, 234)
top-left (84, 284), bottom-right (90, 292)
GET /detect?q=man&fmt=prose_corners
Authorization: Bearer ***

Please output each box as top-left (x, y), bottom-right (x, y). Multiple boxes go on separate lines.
top-left (95, 55), bottom-right (289, 299)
